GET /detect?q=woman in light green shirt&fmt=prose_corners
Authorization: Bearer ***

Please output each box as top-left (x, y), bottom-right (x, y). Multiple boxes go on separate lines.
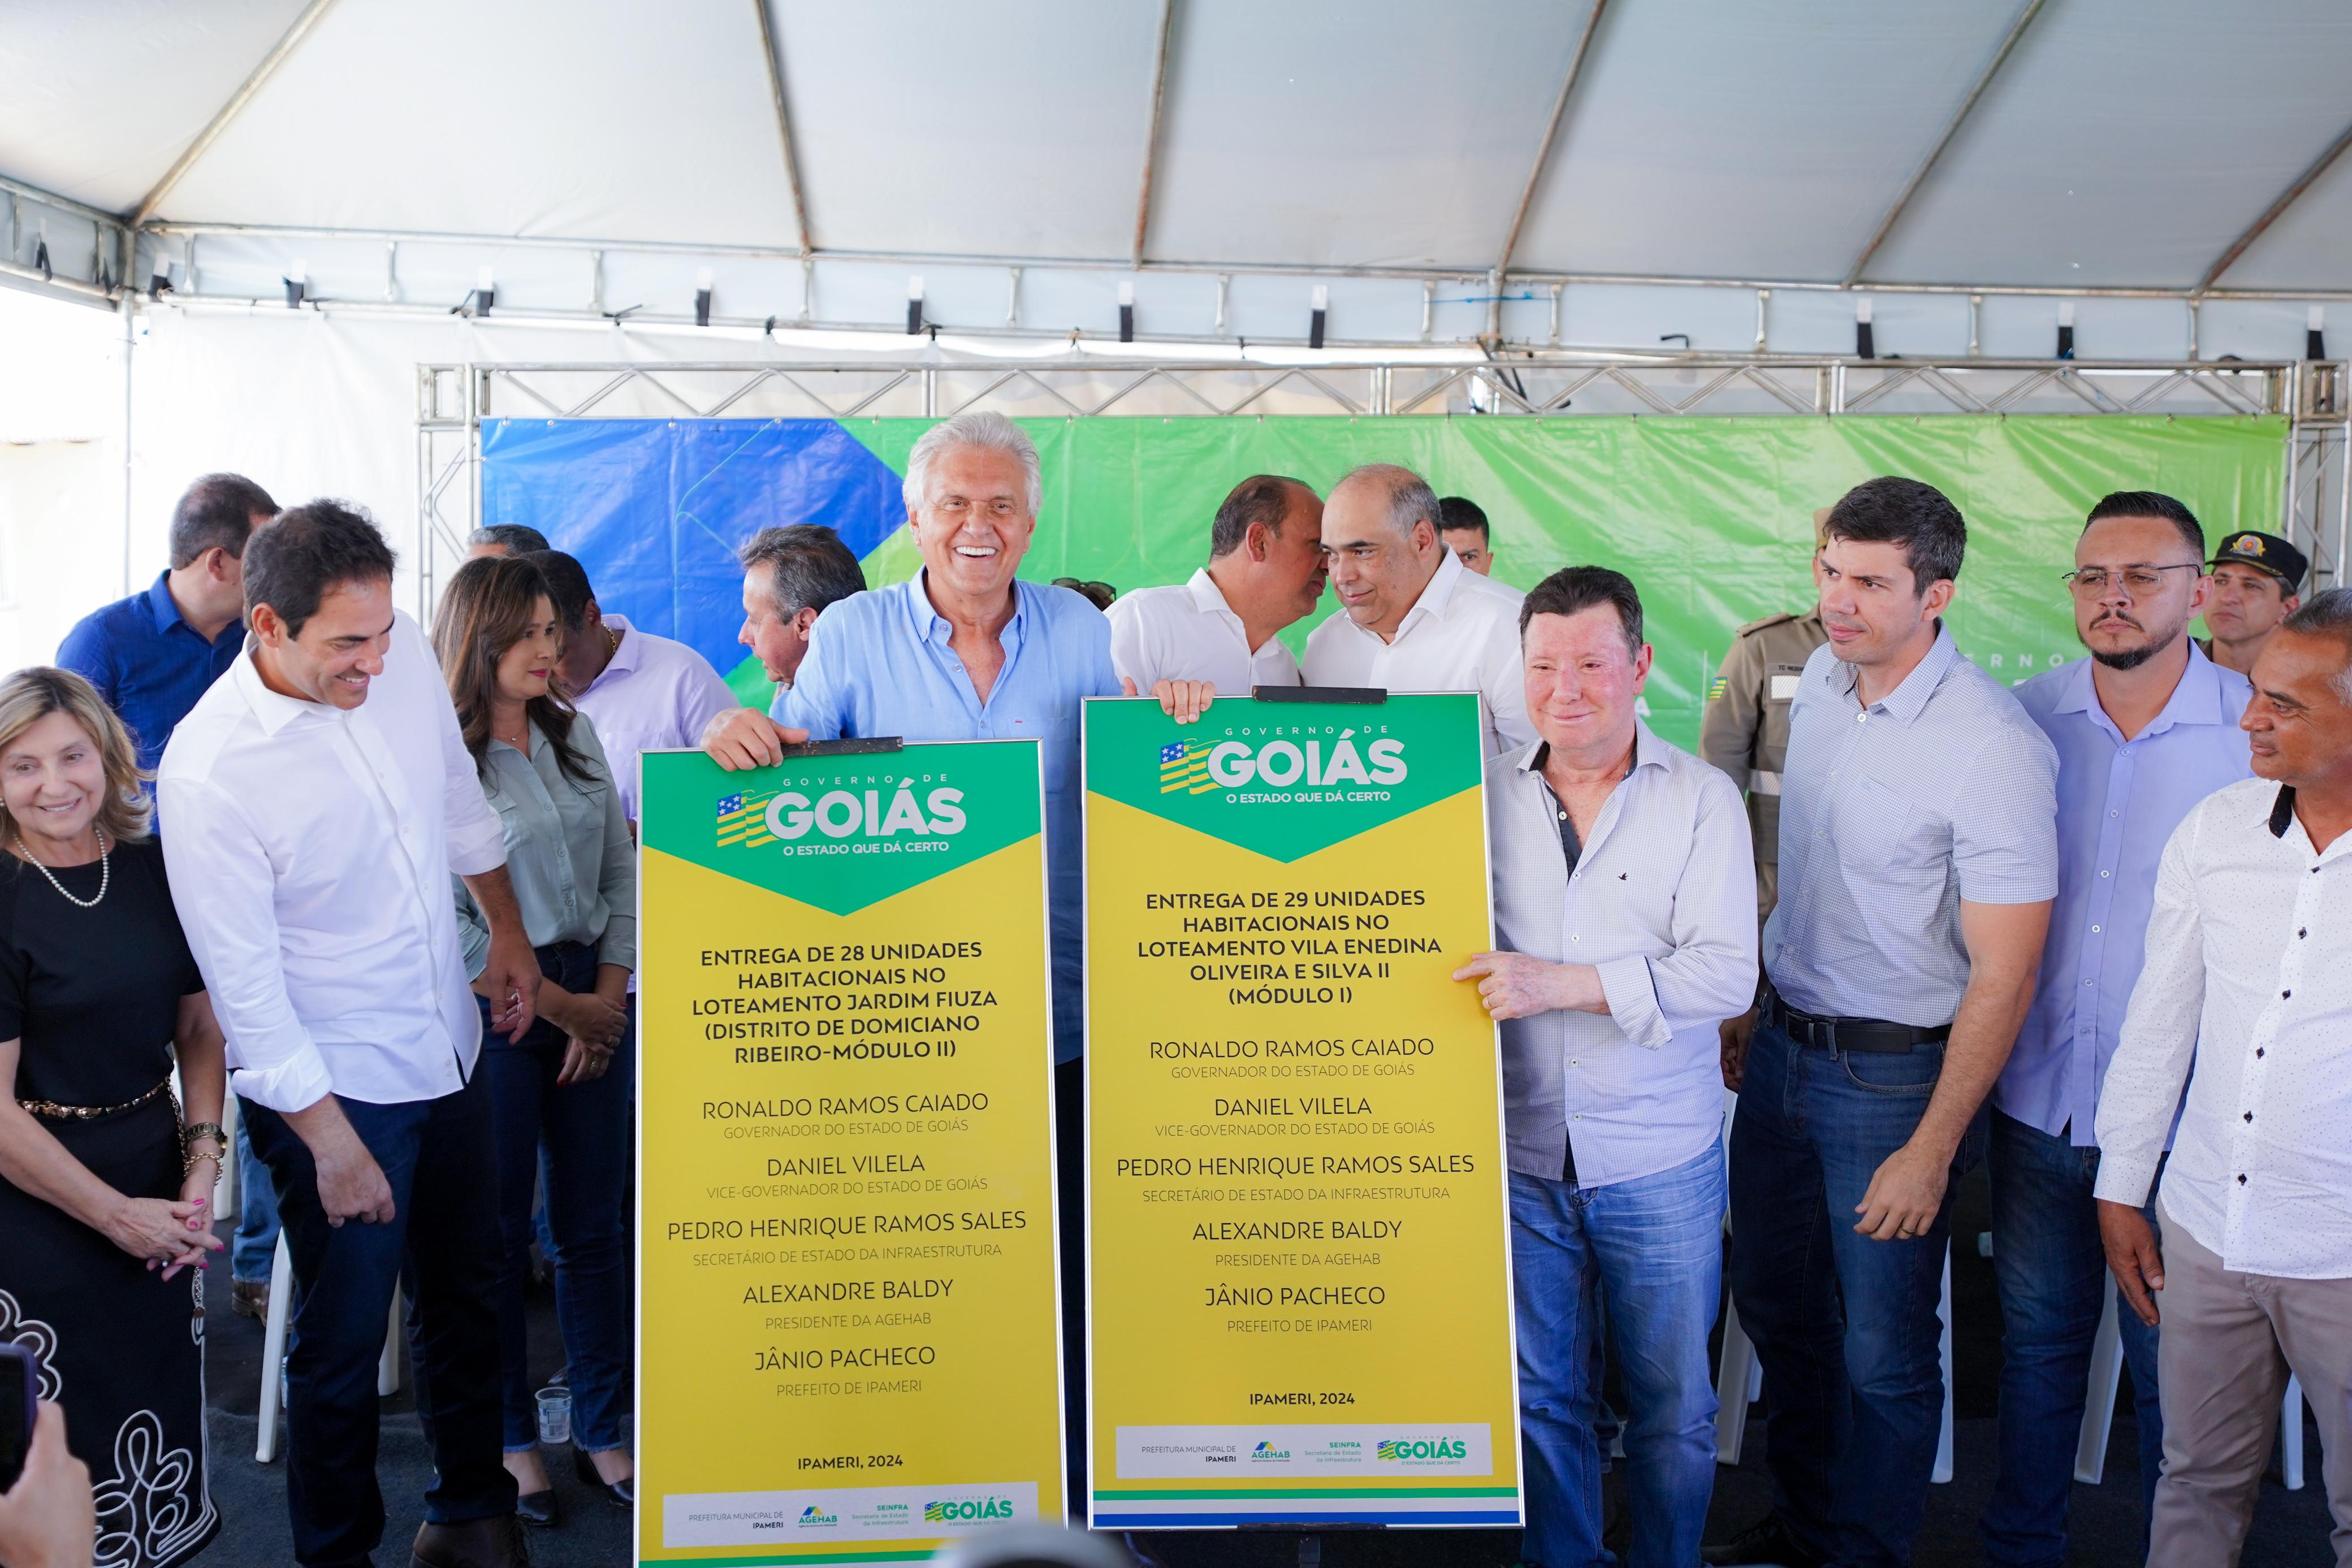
top-left (435, 554), bottom-right (638, 1526)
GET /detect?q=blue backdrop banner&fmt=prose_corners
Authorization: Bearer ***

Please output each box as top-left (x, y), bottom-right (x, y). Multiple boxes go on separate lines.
top-left (478, 417), bottom-right (903, 683)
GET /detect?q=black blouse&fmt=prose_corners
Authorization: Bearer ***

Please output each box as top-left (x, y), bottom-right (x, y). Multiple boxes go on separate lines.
top-left (0, 838), bottom-right (203, 1108)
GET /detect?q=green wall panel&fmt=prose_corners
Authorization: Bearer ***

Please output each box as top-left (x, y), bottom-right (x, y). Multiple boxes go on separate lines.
top-left (825, 414), bottom-right (2285, 748)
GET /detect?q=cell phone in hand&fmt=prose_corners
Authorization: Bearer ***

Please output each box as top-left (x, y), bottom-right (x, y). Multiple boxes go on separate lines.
top-left (0, 1341), bottom-right (36, 1492)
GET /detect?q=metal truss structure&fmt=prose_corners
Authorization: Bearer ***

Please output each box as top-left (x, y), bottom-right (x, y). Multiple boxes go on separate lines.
top-left (414, 353), bottom-right (2350, 618)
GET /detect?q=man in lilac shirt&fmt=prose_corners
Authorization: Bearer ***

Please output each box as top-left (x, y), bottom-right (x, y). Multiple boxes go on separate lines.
top-left (1983, 492), bottom-right (2252, 1567)
top-left (528, 550), bottom-right (738, 825)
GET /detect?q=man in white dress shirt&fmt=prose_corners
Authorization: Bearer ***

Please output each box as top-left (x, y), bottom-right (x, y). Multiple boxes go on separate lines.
top-left (160, 502), bottom-right (542, 1568)
top-left (1105, 473), bottom-right (1325, 696)
top-left (2095, 588), bottom-right (2352, 1566)
top-left (1456, 565), bottom-right (1757, 1568)
top-left (1301, 464), bottom-right (1532, 755)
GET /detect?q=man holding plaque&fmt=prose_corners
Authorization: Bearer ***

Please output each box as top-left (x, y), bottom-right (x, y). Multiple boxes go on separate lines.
top-left (699, 410), bottom-right (1202, 1506)
top-left (1455, 566), bottom-right (1758, 1568)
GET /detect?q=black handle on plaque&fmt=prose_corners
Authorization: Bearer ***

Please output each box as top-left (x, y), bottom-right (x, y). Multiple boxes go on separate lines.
top-left (777, 737), bottom-right (905, 758)
top-left (1253, 685), bottom-right (1387, 705)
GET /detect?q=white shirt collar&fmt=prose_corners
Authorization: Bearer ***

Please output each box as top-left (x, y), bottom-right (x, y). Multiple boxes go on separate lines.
top-left (231, 640), bottom-right (331, 738)
top-left (1394, 545), bottom-right (1466, 638)
top-left (1184, 567), bottom-right (1240, 623)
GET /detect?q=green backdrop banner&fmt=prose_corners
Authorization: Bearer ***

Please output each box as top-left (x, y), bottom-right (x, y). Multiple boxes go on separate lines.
top-left (832, 415), bottom-right (2285, 748)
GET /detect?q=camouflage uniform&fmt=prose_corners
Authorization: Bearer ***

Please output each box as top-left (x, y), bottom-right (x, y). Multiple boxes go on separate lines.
top-left (1698, 610), bottom-right (1828, 929)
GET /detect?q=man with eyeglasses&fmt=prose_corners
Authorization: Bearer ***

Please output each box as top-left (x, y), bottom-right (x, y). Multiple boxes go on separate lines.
top-left (2196, 529), bottom-right (2307, 678)
top-left (1979, 492), bottom-right (2252, 1567)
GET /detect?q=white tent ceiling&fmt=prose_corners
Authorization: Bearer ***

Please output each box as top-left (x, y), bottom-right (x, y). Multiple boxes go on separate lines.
top-left (5, 0), bottom-right (2352, 348)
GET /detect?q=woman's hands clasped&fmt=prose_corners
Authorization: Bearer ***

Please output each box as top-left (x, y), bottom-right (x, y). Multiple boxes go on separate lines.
top-left (539, 984), bottom-right (627, 1086)
top-left (107, 1190), bottom-right (222, 1281)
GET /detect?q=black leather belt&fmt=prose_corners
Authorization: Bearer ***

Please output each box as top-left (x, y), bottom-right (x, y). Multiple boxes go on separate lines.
top-left (1766, 990), bottom-right (1951, 1054)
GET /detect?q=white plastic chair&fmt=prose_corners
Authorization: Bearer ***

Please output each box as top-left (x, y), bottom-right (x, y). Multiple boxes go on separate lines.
top-left (1714, 1093), bottom-right (1957, 1482)
top-left (2076, 1292), bottom-right (2308, 1491)
top-left (254, 1235), bottom-right (404, 1463)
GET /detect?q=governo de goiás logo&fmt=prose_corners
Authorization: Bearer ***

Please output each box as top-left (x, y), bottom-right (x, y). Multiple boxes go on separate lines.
top-left (1376, 1436), bottom-right (1468, 1463)
top-left (923, 1496), bottom-right (1017, 1523)
top-left (1157, 727), bottom-right (1407, 797)
top-left (716, 773), bottom-right (967, 851)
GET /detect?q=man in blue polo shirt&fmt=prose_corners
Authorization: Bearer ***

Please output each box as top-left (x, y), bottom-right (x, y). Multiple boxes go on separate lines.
top-left (58, 472), bottom-right (279, 771)
top-left (58, 469), bottom-right (280, 1320)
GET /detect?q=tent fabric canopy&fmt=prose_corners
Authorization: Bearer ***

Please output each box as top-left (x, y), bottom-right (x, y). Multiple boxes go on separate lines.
top-left (6, 0), bottom-right (2352, 297)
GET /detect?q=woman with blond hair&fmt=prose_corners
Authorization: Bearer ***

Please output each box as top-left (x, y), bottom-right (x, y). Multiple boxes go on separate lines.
top-left (431, 556), bottom-right (638, 1527)
top-left (0, 666), bottom-right (225, 1566)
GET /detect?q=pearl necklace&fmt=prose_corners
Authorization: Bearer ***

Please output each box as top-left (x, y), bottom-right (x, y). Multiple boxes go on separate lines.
top-left (14, 828), bottom-right (109, 909)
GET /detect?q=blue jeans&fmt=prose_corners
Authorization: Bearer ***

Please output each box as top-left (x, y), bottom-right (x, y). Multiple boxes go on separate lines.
top-left (1511, 1146), bottom-right (1725, 1568)
top-left (480, 941), bottom-right (635, 1454)
top-left (1980, 1110), bottom-right (2163, 1568)
top-left (1726, 1017), bottom-right (1983, 1568)
top-left (243, 1071), bottom-right (514, 1566)
top-left (232, 1112), bottom-right (282, 1282)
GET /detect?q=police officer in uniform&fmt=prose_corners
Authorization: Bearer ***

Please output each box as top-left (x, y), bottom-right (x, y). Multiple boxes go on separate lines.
top-left (1700, 513), bottom-right (1831, 928)
top-left (2194, 527), bottom-right (2307, 678)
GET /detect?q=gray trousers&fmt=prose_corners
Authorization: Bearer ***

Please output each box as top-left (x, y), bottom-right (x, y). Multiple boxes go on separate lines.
top-left (2147, 1196), bottom-right (2352, 1567)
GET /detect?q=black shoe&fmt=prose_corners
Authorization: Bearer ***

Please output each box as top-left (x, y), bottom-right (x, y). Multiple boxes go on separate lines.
top-left (412, 1513), bottom-right (530, 1568)
top-left (514, 1489), bottom-right (557, 1529)
top-left (1700, 1514), bottom-right (1827, 1568)
top-left (573, 1448), bottom-right (634, 1509)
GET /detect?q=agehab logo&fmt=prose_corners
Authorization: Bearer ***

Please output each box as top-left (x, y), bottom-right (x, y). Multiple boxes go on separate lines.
top-left (1250, 1441), bottom-right (1292, 1462)
top-left (796, 1505), bottom-right (837, 1527)
top-left (923, 1496), bottom-right (1017, 1523)
top-left (1376, 1436), bottom-right (1468, 1463)
top-left (715, 772), bottom-right (967, 851)
top-left (1170, 727), bottom-right (1408, 792)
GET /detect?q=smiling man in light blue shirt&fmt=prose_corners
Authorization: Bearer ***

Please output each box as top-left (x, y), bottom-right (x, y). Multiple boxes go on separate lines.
top-left (699, 410), bottom-right (1131, 1510)
top-left (701, 414), bottom-right (1121, 1064)
top-left (1982, 492), bottom-right (2252, 1568)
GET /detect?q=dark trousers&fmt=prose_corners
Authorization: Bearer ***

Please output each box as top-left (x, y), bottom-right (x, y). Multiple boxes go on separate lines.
top-left (1980, 1110), bottom-right (2164, 1568)
top-left (1726, 1019), bottom-right (1983, 1568)
top-left (243, 1071), bottom-right (516, 1567)
top-left (479, 941), bottom-right (635, 1453)
top-left (1055, 1056), bottom-right (1086, 1515)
